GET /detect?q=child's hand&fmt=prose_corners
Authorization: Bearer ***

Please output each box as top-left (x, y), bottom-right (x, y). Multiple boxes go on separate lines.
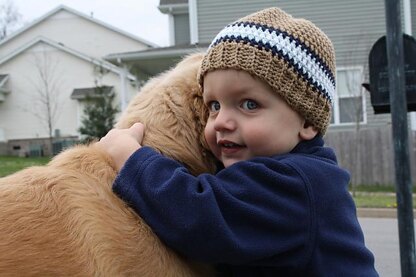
top-left (97, 123), bottom-right (145, 171)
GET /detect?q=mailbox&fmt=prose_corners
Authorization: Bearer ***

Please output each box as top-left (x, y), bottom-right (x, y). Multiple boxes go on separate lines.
top-left (367, 34), bottom-right (416, 114)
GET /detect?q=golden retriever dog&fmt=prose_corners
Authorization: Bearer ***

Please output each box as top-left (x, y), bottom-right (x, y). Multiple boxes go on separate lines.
top-left (0, 53), bottom-right (217, 276)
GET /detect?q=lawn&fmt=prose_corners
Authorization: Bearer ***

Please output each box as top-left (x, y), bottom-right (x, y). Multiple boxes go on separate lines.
top-left (351, 184), bottom-right (416, 208)
top-left (353, 192), bottom-right (416, 208)
top-left (0, 156), bottom-right (414, 209)
top-left (0, 156), bottom-right (50, 177)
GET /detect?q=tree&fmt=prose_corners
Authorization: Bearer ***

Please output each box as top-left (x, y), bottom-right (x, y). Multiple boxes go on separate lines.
top-left (0, 0), bottom-right (21, 40)
top-left (78, 86), bottom-right (119, 143)
top-left (26, 51), bottom-right (65, 156)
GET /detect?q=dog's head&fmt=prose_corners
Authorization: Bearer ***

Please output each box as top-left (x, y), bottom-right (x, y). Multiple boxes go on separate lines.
top-left (116, 53), bottom-right (216, 175)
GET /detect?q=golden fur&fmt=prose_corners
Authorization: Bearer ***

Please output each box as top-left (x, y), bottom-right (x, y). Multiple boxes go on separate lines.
top-left (0, 53), bottom-right (216, 276)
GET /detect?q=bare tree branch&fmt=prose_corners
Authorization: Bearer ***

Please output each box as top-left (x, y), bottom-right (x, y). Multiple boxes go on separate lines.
top-left (25, 50), bottom-right (65, 155)
top-left (0, 0), bottom-right (21, 40)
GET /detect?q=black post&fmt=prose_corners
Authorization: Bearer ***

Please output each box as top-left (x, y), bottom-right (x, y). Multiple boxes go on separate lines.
top-left (384, 0), bottom-right (416, 276)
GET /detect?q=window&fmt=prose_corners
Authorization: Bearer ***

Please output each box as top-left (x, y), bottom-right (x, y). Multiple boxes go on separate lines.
top-left (331, 68), bottom-right (366, 125)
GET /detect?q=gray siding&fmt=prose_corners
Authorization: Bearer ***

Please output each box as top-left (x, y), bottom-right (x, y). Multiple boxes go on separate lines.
top-left (196, 0), bottom-right (277, 43)
top-left (174, 13), bottom-right (190, 44)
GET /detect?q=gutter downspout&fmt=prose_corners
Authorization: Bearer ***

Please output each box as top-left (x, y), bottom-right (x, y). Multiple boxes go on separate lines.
top-left (117, 58), bottom-right (128, 111)
top-left (189, 0), bottom-right (199, 44)
top-left (169, 13), bottom-right (175, 46)
top-left (403, 0), bottom-right (415, 131)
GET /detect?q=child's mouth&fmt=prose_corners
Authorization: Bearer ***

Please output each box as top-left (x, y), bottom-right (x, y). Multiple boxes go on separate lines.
top-left (222, 142), bottom-right (240, 148)
top-left (218, 141), bottom-right (244, 154)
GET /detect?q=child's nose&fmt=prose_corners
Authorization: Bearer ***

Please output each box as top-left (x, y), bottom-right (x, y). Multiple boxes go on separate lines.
top-left (214, 109), bottom-right (236, 131)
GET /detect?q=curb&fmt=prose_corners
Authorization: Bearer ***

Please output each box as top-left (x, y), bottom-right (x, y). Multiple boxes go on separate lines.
top-left (357, 208), bottom-right (416, 218)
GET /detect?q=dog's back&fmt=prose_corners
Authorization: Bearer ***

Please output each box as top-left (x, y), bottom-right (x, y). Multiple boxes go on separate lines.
top-left (0, 53), bottom-right (215, 276)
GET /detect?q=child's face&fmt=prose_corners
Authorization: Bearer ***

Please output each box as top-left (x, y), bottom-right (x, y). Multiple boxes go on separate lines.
top-left (203, 69), bottom-right (308, 168)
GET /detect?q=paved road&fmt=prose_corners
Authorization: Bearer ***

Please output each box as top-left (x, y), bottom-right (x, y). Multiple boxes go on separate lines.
top-left (359, 217), bottom-right (416, 277)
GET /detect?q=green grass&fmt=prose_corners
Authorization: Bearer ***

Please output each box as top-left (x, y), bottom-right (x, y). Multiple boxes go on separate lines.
top-left (0, 156), bottom-right (50, 177)
top-left (350, 184), bottom-right (416, 208)
top-left (351, 184), bottom-right (416, 193)
top-left (352, 192), bottom-right (416, 208)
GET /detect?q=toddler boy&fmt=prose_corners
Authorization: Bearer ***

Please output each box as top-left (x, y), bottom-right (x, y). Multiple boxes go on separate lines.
top-left (98, 7), bottom-right (378, 276)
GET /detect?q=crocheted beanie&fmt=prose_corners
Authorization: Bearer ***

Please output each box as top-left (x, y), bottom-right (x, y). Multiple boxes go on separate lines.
top-left (198, 7), bottom-right (336, 134)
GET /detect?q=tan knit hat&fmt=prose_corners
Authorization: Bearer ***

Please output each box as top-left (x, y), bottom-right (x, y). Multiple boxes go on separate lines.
top-left (198, 7), bottom-right (336, 134)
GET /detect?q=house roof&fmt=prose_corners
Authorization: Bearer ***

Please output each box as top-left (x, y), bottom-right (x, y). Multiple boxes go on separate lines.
top-left (105, 43), bottom-right (208, 61)
top-left (105, 43), bottom-right (208, 78)
top-left (0, 5), bottom-right (158, 48)
top-left (0, 74), bottom-right (8, 85)
top-left (159, 0), bottom-right (188, 5)
top-left (158, 0), bottom-right (188, 14)
top-left (0, 74), bottom-right (10, 95)
top-left (70, 85), bottom-right (114, 100)
top-left (0, 36), bottom-right (136, 81)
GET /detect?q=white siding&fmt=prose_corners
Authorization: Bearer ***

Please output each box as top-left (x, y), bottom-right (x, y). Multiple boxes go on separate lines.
top-left (0, 10), bottom-right (149, 60)
top-left (0, 42), bottom-right (136, 141)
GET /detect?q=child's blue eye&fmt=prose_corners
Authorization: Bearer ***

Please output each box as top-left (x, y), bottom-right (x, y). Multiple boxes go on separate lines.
top-left (242, 99), bottom-right (258, 110)
top-left (209, 101), bottom-right (220, 112)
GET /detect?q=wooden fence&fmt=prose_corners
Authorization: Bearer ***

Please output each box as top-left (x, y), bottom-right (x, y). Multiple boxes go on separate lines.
top-left (325, 127), bottom-right (416, 186)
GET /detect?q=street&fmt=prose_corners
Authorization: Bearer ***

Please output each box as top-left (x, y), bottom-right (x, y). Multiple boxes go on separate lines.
top-left (359, 217), bottom-right (416, 277)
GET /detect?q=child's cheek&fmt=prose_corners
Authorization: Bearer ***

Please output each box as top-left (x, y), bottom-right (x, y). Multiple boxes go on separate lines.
top-left (204, 123), bottom-right (219, 156)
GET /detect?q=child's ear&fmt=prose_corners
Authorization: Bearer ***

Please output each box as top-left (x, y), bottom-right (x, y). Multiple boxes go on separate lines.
top-left (299, 121), bottom-right (318, 140)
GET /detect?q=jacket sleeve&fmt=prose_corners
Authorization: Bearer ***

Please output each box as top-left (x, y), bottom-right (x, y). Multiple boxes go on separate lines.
top-left (113, 147), bottom-right (315, 266)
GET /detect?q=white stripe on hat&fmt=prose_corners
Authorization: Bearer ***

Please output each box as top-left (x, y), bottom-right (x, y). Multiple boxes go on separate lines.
top-left (210, 23), bottom-right (335, 102)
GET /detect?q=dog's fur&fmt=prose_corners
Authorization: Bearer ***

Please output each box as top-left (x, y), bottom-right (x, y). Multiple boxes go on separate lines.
top-left (0, 53), bottom-right (217, 276)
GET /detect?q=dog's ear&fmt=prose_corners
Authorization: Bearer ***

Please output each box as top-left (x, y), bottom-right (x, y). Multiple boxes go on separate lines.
top-left (168, 52), bottom-right (217, 175)
top-left (190, 81), bottom-right (216, 172)
top-left (115, 53), bottom-right (217, 175)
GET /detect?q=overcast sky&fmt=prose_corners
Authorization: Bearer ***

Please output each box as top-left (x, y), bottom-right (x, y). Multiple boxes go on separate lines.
top-left (11, 0), bottom-right (170, 46)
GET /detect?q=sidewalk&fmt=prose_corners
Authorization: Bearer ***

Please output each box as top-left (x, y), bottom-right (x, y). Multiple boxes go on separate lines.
top-left (358, 208), bottom-right (416, 218)
top-left (359, 217), bottom-right (403, 277)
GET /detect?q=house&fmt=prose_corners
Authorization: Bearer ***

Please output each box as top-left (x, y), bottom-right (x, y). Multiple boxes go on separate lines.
top-left (107, 0), bottom-right (416, 185)
top-left (0, 5), bottom-right (154, 156)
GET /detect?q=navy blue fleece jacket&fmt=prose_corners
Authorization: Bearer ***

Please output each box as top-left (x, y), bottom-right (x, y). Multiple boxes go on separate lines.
top-left (113, 136), bottom-right (378, 276)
